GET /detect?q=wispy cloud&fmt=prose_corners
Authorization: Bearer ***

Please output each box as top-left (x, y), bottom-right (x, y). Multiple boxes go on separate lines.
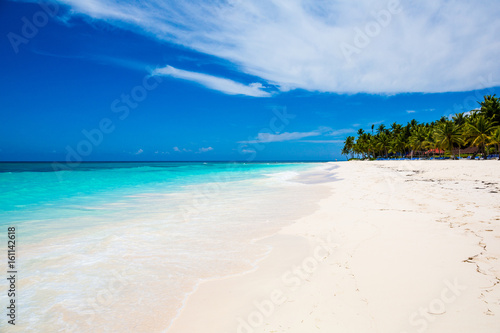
top-left (196, 147), bottom-right (213, 153)
top-left (240, 130), bottom-right (322, 144)
top-left (240, 148), bottom-right (256, 154)
top-left (50, 0), bottom-right (500, 94)
top-left (298, 140), bottom-right (345, 143)
top-left (240, 126), bottom-right (354, 144)
top-left (407, 108), bottom-right (436, 114)
top-left (325, 128), bottom-right (356, 137)
top-left (173, 146), bottom-right (191, 152)
top-left (152, 65), bottom-right (271, 97)
top-left (173, 146), bottom-right (213, 153)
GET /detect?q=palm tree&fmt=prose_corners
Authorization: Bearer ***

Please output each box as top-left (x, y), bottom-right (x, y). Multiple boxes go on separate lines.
top-left (391, 122), bottom-right (402, 135)
top-left (488, 127), bottom-right (500, 158)
top-left (342, 136), bottom-right (355, 160)
top-left (452, 113), bottom-right (468, 157)
top-left (434, 121), bottom-right (464, 158)
top-left (438, 116), bottom-right (448, 123)
top-left (353, 140), bottom-right (362, 159)
top-left (452, 112), bottom-right (467, 126)
top-left (354, 135), bottom-right (365, 159)
top-left (376, 132), bottom-right (391, 158)
top-left (357, 133), bottom-right (374, 159)
top-left (341, 146), bottom-right (350, 160)
top-left (409, 126), bottom-right (427, 158)
top-left (479, 94), bottom-right (500, 125)
top-left (423, 129), bottom-right (438, 157)
top-left (366, 134), bottom-right (375, 158)
top-left (390, 132), bottom-right (407, 157)
top-left (339, 94), bottom-right (500, 161)
top-left (465, 115), bottom-right (495, 158)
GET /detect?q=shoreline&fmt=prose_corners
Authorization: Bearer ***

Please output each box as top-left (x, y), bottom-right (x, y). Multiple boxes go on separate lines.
top-left (167, 160), bottom-right (500, 333)
top-left (163, 163), bottom-right (337, 332)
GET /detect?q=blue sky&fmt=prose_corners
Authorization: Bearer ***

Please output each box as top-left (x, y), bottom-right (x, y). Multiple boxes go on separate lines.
top-left (1, 0), bottom-right (499, 161)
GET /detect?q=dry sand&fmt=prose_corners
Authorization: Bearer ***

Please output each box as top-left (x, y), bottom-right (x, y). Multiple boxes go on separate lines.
top-left (167, 160), bottom-right (500, 333)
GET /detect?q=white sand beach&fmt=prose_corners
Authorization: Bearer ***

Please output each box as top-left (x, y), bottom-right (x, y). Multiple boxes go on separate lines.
top-left (168, 160), bottom-right (500, 333)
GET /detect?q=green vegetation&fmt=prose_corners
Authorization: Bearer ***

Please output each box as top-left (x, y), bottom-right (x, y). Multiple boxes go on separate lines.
top-left (341, 95), bottom-right (500, 160)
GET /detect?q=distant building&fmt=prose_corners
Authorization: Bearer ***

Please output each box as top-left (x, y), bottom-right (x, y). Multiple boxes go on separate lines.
top-left (452, 146), bottom-right (479, 155)
top-left (424, 148), bottom-right (445, 155)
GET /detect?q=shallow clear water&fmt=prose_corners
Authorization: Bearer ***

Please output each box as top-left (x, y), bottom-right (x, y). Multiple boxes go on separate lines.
top-left (0, 162), bottom-right (330, 332)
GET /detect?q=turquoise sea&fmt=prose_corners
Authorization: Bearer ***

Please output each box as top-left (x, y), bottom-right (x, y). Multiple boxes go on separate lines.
top-left (0, 162), bottom-right (330, 332)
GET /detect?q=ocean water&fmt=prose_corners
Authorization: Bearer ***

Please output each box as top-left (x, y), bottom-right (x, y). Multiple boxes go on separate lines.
top-left (0, 162), bottom-right (331, 332)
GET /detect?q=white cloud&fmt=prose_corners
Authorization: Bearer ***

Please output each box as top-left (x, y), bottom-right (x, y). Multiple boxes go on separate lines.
top-left (406, 110), bottom-right (416, 114)
top-left (298, 140), bottom-right (345, 143)
top-left (152, 66), bottom-right (271, 97)
top-left (53, 0), bottom-right (500, 94)
top-left (135, 148), bottom-right (143, 155)
top-left (241, 130), bottom-right (322, 144)
top-left (173, 146), bottom-right (192, 152)
top-left (241, 148), bottom-right (256, 154)
top-left (197, 147), bottom-right (214, 153)
top-left (240, 127), bottom-right (355, 143)
top-left (325, 128), bottom-right (356, 137)
top-left (462, 110), bottom-right (476, 116)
